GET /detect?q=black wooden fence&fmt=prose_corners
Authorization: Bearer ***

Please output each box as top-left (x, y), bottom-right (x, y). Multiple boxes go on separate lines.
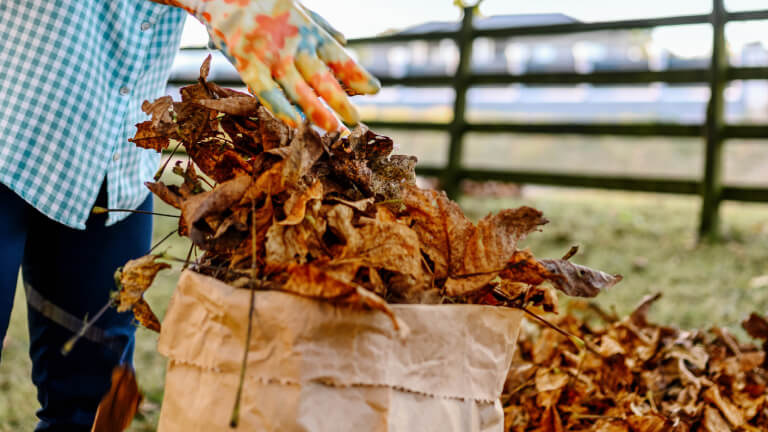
top-left (171, 0), bottom-right (768, 238)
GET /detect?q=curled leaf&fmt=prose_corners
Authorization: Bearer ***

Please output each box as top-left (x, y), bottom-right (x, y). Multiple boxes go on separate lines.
top-left (282, 263), bottom-right (402, 331)
top-left (539, 259), bottom-right (623, 297)
top-left (194, 97), bottom-right (261, 117)
top-left (180, 175), bottom-right (252, 249)
top-left (129, 121), bottom-right (170, 152)
top-left (279, 180), bottom-right (324, 225)
top-left (145, 181), bottom-right (183, 209)
top-left (116, 255), bottom-right (170, 332)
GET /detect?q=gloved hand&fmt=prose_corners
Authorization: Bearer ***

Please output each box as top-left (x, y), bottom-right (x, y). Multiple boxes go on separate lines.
top-left (170, 0), bottom-right (380, 132)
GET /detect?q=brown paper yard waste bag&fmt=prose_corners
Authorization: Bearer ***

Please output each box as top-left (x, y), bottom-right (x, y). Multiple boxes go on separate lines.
top-left (157, 270), bottom-right (524, 432)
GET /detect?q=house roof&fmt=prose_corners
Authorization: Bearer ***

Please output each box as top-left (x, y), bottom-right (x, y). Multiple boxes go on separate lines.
top-left (396, 13), bottom-right (578, 35)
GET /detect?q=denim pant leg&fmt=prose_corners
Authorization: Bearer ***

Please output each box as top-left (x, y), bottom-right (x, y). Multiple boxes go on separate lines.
top-left (22, 185), bottom-right (153, 431)
top-left (0, 184), bottom-right (29, 359)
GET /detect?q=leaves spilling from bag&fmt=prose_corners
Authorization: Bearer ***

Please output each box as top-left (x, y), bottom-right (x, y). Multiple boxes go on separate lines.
top-left (504, 296), bottom-right (768, 431)
top-left (118, 55), bottom-right (622, 331)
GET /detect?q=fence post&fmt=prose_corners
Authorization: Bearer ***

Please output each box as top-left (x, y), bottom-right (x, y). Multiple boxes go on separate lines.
top-left (441, 6), bottom-right (474, 199)
top-left (699, 0), bottom-right (727, 239)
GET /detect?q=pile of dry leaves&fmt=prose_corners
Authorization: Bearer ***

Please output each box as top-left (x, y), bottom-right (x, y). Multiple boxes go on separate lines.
top-left (115, 55), bottom-right (622, 331)
top-left (504, 296), bottom-right (768, 431)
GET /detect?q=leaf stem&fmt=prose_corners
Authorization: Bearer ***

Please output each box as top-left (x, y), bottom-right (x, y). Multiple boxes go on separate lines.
top-left (181, 244), bottom-right (194, 270)
top-left (148, 229), bottom-right (178, 254)
top-left (92, 206), bottom-right (179, 218)
top-left (520, 306), bottom-right (602, 357)
top-left (230, 200), bottom-right (259, 428)
top-left (61, 300), bottom-right (114, 355)
top-left (230, 282), bottom-right (256, 428)
top-left (154, 140), bottom-right (183, 181)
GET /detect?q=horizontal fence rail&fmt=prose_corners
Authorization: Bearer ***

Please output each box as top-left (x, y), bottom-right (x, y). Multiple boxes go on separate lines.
top-left (170, 2), bottom-right (768, 238)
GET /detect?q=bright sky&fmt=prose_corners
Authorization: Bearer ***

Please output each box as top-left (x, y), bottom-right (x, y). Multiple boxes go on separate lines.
top-left (180, 0), bottom-right (768, 57)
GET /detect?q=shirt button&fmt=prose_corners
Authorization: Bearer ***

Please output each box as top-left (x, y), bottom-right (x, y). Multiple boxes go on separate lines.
top-left (141, 21), bottom-right (152, 31)
top-left (113, 152), bottom-right (120, 161)
top-left (119, 86), bottom-right (130, 95)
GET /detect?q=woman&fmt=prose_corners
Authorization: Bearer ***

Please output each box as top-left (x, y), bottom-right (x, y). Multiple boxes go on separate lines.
top-left (0, 1), bottom-right (377, 429)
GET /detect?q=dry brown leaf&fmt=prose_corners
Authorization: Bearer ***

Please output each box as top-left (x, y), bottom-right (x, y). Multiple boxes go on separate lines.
top-left (347, 219), bottom-right (422, 276)
top-left (199, 53), bottom-right (212, 80)
top-left (702, 404), bottom-right (732, 431)
top-left (129, 121), bottom-right (170, 152)
top-left (324, 204), bottom-right (361, 251)
top-left (91, 365), bottom-right (142, 432)
top-left (241, 160), bottom-right (286, 203)
top-left (279, 180), bottom-right (324, 225)
top-left (444, 207), bottom-right (549, 295)
top-left (599, 334), bottom-right (626, 357)
top-left (535, 368), bottom-right (569, 393)
top-left (257, 105), bottom-right (292, 150)
top-left (592, 421), bottom-right (629, 432)
top-left (282, 262), bottom-right (357, 299)
top-left (499, 249), bottom-right (553, 286)
top-left (144, 181), bottom-right (182, 209)
top-left (703, 386), bottom-right (744, 428)
top-left (539, 259), bottom-right (623, 297)
top-left (326, 196), bottom-right (374, 212)
top-left (531, 406), bottom-right (564, 432)
top-left (132, 298), bottom-right (161, 333)
top-left (265, 222), bottom-right (313, 266)
top-left (281, 263), bottom-right (401, 330)
top-left (116, 255), bottom-right (169, 331)
top-left (504, 287), bottom-right (768, 432)
top-left (282, 124), bottom-right (325, 188)
top-left (743, 313), bottom-right (768, 341)
top-left (180, 175), bottom-right (251, 248)
top-left (404, 186), bottom-right (548, 296)
top-left (629, 293), bottom-right (662, 327)
top-left (626, 414), bottom-right (668, 432)
top-left (194, 97), bottom-right (261, 117)
top-left (141, 95), bottom-right (174, 131)
top-left (402, 185), bottom-right (469, 279)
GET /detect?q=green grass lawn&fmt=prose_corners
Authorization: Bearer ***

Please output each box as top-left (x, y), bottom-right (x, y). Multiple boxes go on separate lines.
top-left (1, 189), bottom-right (767, 431)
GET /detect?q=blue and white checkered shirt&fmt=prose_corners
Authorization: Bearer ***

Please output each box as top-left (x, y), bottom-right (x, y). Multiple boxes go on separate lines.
top-left (0, 1), bottom-right (186, 229)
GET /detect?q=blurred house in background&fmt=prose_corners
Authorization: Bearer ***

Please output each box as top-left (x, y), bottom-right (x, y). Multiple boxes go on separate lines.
top-left (350, 13), bottom-right (768, 125)
top-left (356, 13), bottom-right (655, 77)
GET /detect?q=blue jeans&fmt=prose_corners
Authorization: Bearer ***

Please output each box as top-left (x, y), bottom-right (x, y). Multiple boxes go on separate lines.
top-left (0, 182), bottom-right (152, 431)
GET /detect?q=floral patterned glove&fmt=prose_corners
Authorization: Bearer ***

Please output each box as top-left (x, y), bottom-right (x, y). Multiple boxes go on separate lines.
top-left (169, 0), bottom-right (380, 132)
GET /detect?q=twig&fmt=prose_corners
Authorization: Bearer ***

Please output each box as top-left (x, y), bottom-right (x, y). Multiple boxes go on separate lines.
top-left (149, 229), bottom-right (178, 254)
top-left (181, 243), bottom-right (195, 271)
top-left (199, 175), bottom-right (215, 189)
top-left (160, 255), bottom-right (273, 285)
top-left (154, 140), bottom-right (183, 181)
top-left (61, 300), bottom-right (114, 355)
top-left (420, 253), bottom-right (436, 289)
top-left (230, 200), bottom-right (259, 428)
top-left (567, 348), bottom-right (586, 389)
top-left (92, 206), bottom-right (179, 218)
top-left (506, 379), bottom-right (534, 396)
top-left (520, 307), bottom-right (602, 357)
top-left (587, 301), bottom-right (619, 323)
